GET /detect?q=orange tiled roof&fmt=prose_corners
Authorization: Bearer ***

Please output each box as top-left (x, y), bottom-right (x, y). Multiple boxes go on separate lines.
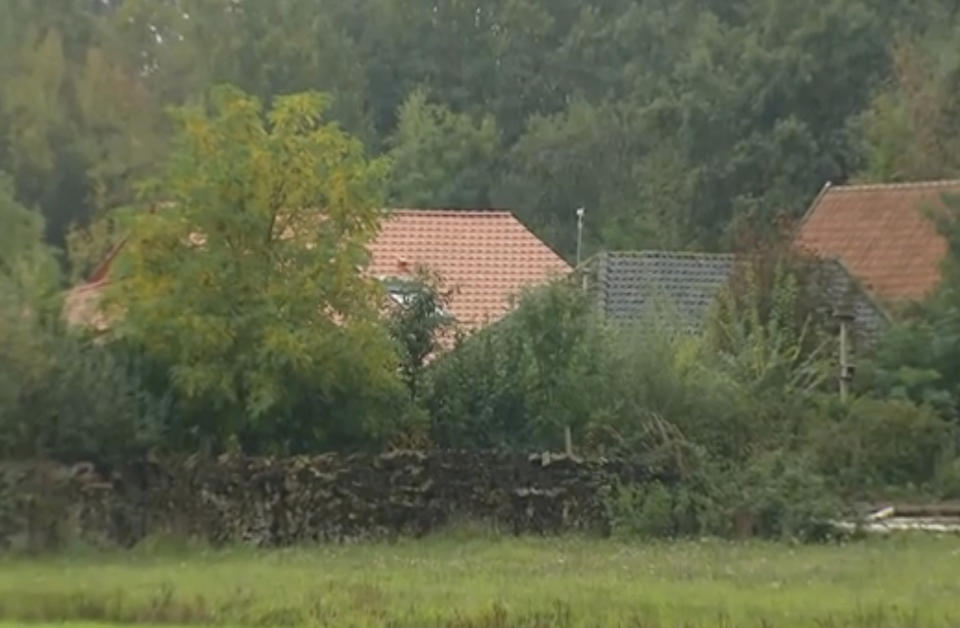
top-left (796, 180), bottom-right (960, 303)
top-left (369, 209), bottom-right (571, 329)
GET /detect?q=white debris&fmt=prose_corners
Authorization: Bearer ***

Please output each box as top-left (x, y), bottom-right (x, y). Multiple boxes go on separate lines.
top-left (832, 505), bottom-right (960, 534)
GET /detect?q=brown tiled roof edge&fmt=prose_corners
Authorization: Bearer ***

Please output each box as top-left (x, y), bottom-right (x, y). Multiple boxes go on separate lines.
top-left (798, 179), bottom-right (960, 228)
top-left (798, 180), bottom-right (834, 228)
top-left (826, 179), bottom-right (960, 192)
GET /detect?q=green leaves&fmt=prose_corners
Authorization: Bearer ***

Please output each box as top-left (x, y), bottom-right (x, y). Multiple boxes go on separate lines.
top-left (386, 272), bottom-right (456, 400)
top-left (0, 175), bottom-right (168, 466)
top-left (425, 280), bottom-right (603, 450)
top-left (107, 86), bottom-right (400, 451)
top-left (4, 0), bottom-right (960, 259)
top-left (0, 1), bottom-right (167, 244)
top-left (387, 90), bottom-right (502, 209)
top-left (0, 174), bottom-right (59, 304)
top-left (855, 37), bottom-right (960, 182)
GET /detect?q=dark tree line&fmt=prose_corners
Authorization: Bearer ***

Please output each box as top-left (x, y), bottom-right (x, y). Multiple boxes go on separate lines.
top-left (5, 0), bottom-right (960, 264)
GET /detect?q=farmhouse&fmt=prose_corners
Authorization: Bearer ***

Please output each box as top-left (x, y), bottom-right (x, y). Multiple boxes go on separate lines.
top-left (796, 179), bottom-right (960, 305)
top-left (586, 179), bottom-right (960, 346)
top-left (64, 208), bottom-right (571, 334)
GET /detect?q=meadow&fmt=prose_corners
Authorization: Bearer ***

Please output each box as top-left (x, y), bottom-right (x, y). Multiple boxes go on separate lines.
top-left (1, 531), bottom-right (959, 627)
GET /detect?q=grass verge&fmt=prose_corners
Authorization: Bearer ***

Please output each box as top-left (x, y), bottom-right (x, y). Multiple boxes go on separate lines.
top-left (1, 532), bottom-right (959, 627)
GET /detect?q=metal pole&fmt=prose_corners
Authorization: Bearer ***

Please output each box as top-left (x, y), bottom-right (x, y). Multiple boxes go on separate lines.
top-left (839, 318), bottom-right (849, 403)
top-left (576, 207), bottom-right (586, 292)
top-left (576, 208), bottom-right (585, 265)
top-left (565, 207), bottom-right (585, 457)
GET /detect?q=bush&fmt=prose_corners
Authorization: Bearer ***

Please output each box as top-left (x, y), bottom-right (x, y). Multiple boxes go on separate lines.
top-left (424, 281), bottom-right (609, 450)
top-left (856, 305), bottom-right (960, 421)
top-left (425, 320), bottom-right (535, 449)
top-left (806, 395), bottom-right (958, 497)
top-left (0, 173), bottom-right (169, 467)
top-left (0, 328), bottom-right (170, 467)
top-left (722, 452), bottom-right (839, 541)
top-left (386, 272), bottom-right (456, 401)
top-left (607, 482), bottom-right (676, 538)
top-left (606, 478), bottom-right (722, 539)
top-left (607, 454), bottom-right (838, 542)
top-left (592, 242), bottom-right (837, 466)
top-left (588, 321), bottom-right (749, 462)
top-left (426, 283), bottom-right (760, 460)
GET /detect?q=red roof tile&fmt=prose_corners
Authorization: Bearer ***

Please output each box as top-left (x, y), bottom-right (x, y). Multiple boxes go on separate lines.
top-left (796, 180), bottom-right (960, 303)
top-left (369, 209), bottom-right (571, 329)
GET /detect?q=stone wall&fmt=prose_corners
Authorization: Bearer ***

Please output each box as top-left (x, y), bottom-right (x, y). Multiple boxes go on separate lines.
top-left (1, 451), bottom-right (662, 551)
top-left (0, 460), bottom-right (118, 552)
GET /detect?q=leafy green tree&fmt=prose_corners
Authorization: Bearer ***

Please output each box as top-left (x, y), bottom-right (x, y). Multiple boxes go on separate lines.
top-left (356, 0), bottom-right (507, 137)
top-left (107, 85), bottom-right (402, 452)
top-left (426, 280), bottom-right (606, 450)
top-left (856, 37), bottom-right (960, 181)
top-left (387, 91), bottom-right (502, 208)
top-left (424, 316), bottom-right (535, 450)
top-left (0, 0), bottom-right (165, 245)
top-left (5, 0), bottom-right (956, 259)
top-left (497, 99), bottom-right (651, 256)
top-left (108, 0), bottom-right (374, 142)
top-left (633, 0), bottom-right (888, 246)
top-left (858, 193), bottom-right (960, 420)
top-left (0, 173), bottom-right (59, 303)
top-left (0, 173), bottom-right (60, 413)
top-left (0, 172), bottom-right (165, 466)
top-left (493, 0), bottom-right (896, 252)
top-left (386, 271), bottom-right (455, 400)
top-left (510, 280), bottom-right (604, 448)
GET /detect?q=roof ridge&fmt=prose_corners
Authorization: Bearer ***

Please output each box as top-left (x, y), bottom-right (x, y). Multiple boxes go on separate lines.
top-left (385, 208), bottom-right (514, 215)
top-left (606, 249), bottom-right (735, 258)
top-left (381, 207), bottom-right (571, 268)
top-left (829, 179), bottom-right (960, 192)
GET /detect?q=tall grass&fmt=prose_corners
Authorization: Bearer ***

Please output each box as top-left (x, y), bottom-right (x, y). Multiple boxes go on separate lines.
top-left (1, 533), bottom-right (958, 627)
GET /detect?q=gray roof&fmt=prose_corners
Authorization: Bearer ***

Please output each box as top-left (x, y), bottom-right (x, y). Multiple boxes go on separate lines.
top-left (814, 258), bottom-right (890, 346)
top-left (586, 250), bottom-right (891, 349)
top-left (587, 251), bottom-right (736, 327)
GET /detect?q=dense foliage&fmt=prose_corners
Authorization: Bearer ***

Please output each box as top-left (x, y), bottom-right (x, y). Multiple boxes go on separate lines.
top-left (105, 87), bottom-right (404, 454)
top-left (0, 174), bottom-right (168, 466)
top-left (424, 275), bottom-right (958, 538)
top-left (5, 0), bottom-right (960, 539)
top-left (2, 0), bottom-right (960, 255)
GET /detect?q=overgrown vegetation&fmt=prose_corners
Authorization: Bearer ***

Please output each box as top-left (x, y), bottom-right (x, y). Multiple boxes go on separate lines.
top-left (423, 250), bottom-right (959, 539)
top-left (5, 164), bottom-right (960, 537)
top-left (0, 176), bottom-right (168, 467)
top-left (6, 0), bottom-right (960, 546)
top-left (103, 86), bottom-right (403, 455)
top-left (856, 193), bottom-right (960, 423)
top-left (1, 535), bottom-right (959, 627)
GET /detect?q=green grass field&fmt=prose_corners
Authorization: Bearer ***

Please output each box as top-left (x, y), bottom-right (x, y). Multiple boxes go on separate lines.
top-left (1, 531), bottom-right (959, 627)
